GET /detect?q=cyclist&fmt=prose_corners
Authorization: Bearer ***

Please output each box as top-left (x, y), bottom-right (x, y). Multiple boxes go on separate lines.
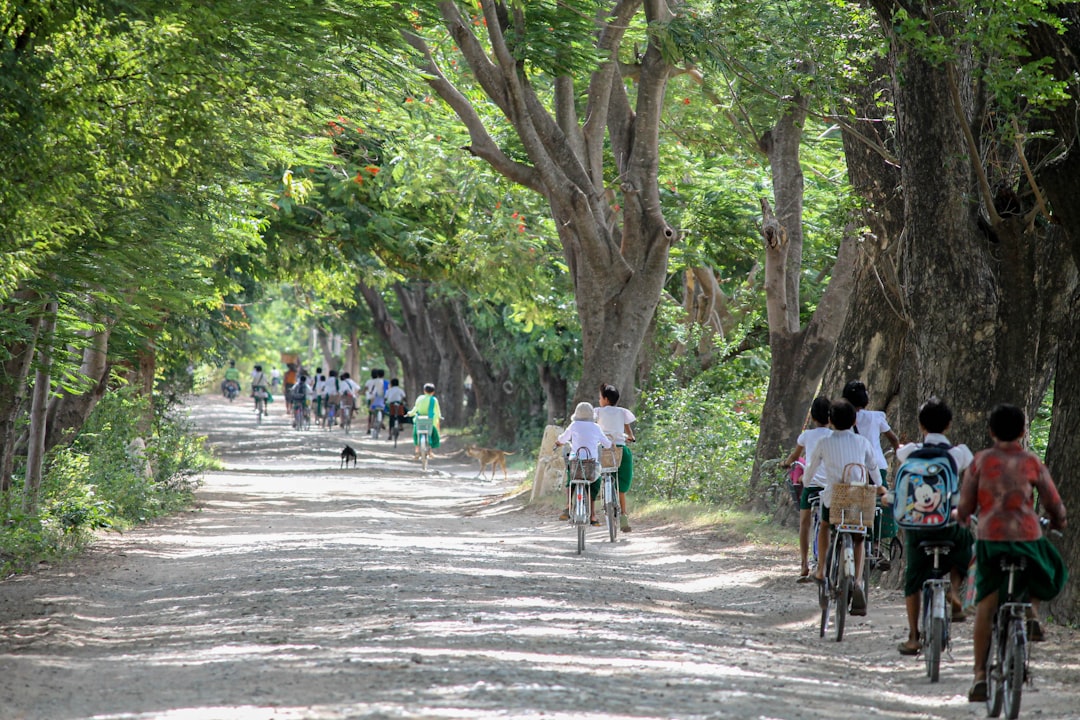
top-left (556, 402), bottom-right (613, 526)
top-left (283, 363), bottom-right (298, 413)
top-left (893, 397), bottom-right (974, 656)
top-left (805, 399), bottom-right (881, 615)
top-left (385, 378), bottom-right (407, 439)
top-left (222, 360), bottom-right (241, 397)
top-left (595, 384), bottom-right (636, 532)
top-left (250, 364), bottom-right (269, 415)
top-left (781, 396), bottom-right (833, 582)
top-left (408, 383), bottom-right (441, 460)
top-left (843, 380), bottom-right (900, 567)
top-left (957, 403), bottom-right (1067, 703)
top-left (290, 374), bottom-right (311, 427)
top-left (365, 369), bottom-right (389, 434)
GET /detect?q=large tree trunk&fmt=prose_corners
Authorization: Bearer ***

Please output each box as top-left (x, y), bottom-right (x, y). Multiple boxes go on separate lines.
top-left (404, 1), bottom-right (679, 410)
top-left (22, 300), bottom-right (57, 515)
top-left (428, 301), bottom-right (466, 427)
top-left (749, 94), bottom-right (859, 498)
top-left (44, 325), bottom-right (111, 453)
top-left (538, 363), bottom-right (569, 425)
top-left (445, 299), bottom-right (515, 444)
top-left (1025, 3), bottom-right (1080, 623)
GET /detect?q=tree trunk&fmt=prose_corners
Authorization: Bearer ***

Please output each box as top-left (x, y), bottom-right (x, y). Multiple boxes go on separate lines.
top-left (0, 289), bottom-right (43, 494)
top-left (428, 301), bottom-right (466, 427)
top-left (749, 93), bottom-right (859, 499)
top-left (22, 300), bottom-right (58, 516)
top-left (1025, 2), bottom-right (1080, 624)
top-left (445, 299), bottom-right (515, 444)
top-left (134, 341), bottom-right (156, 437)
top-left (404, 1), bottom-right (679, 412)
top-left (44, 325), bottom-right (111, 453)
top-left (538, 363), bottom-right (569, 425)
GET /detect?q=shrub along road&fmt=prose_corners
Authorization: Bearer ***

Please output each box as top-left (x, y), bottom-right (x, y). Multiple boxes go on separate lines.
top-left (1, 395), bottom-right (1077, 719)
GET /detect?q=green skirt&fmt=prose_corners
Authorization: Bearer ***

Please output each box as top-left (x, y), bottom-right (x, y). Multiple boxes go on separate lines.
top-left (412, 424), bottom-right (440, 449)
top-left (975, 538), bottom-right (1068, 603)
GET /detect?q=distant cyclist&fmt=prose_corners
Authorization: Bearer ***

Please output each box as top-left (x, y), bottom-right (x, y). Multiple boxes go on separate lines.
top-left (222, 360), bottom-right (241, 397)
top-left (250, 364), bottom-right (268, 415)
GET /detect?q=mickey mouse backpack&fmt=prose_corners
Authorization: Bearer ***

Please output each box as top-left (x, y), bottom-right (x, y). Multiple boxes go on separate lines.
top-left (893, 443), bottom-right (959, 529)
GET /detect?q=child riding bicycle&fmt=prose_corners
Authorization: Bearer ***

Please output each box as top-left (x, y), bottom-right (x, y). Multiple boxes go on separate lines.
top-left (781, 396), bottom-right (832, 582)
top-left (956, 403), bottom-right (1067, 703)
top-left (892, 397), bottom-right (974, 656)
top-left (805, 399), bottom-right (882, 615)
top-left (556, 402), bottom-right (612, 526)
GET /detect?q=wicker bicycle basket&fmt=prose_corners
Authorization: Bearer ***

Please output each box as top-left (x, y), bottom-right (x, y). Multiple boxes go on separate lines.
top-left (830, 483), bottom-right (877, 527)
top-left (569, 458), bottom-right (599, 481)
top-left (599, 446), bottom-right (623, 471)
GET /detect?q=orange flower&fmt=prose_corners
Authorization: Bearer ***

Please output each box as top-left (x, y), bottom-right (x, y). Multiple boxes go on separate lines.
top-left (365, 165), bottom-right (380, 175)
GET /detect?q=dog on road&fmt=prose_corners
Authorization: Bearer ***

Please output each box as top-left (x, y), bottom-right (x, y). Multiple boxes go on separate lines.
top-left (466, 445), bottom-right (515, 481)
top-left (340, 444), bottom-right (357, 468)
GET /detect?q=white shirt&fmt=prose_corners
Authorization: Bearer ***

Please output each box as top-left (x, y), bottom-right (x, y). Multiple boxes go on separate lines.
top-left (595, 405), bottom-right (635, 444)
top-left (804, 428), bottom-right (880, 507)
top-left (797, 426), bottom-right (833, 488)
top-left (557, 420), bottom-right (612, 459)
top-left (342, 378), bottom-right (361, 396)
top-left (896, 433), bottom-right (973, 471)
top-left (385, 386), bottom-right (406, 404)
top-left (855, 408), bottom-right (892, 469)
top-left (364, 378), bottom-right (385, 400)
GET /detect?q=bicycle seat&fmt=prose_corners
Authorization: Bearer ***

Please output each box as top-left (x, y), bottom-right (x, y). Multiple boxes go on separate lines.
top-left (999, 555), bottom-right (1028, 572)
top-left (919, 540), bottom-right (955, 554)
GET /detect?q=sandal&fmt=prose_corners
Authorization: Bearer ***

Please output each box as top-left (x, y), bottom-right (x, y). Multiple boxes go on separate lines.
top-left (590, 517), bottom-right (601, 526)
top-left (967, 679), bottom-right (988, 703)
top-left (558, 509), bottom-right (570, 521)
top-left (897, 640), bottom-right (920, 656)
top-left (796, 571), bottom-right (812, 584)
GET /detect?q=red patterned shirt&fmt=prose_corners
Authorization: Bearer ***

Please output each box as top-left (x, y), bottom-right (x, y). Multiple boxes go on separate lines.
top-left (957, 442), bottom-right (1066, 541)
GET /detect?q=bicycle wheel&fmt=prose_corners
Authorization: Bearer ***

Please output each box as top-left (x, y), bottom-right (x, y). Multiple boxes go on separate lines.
top-left (987, 614), bottom-right (1005, 718)
top-left (390, 419), bottom-right (399, 447)
top-left (256, 399), bottom-right (263, 425)
top-left (373, 409), bottom-right (383, 439)
top-left (420, 434), bottom-right (429, 470)
top-left (605, 479), bottom-right (618, 543)
top-left (1003, 617), bottom-right (1026, 719)
top-left (342, 408), bottom-right (351, 434)
top-left (926, 616), bottom-right (944, 682)
top-left (835, 534), bottom-right (852, 642)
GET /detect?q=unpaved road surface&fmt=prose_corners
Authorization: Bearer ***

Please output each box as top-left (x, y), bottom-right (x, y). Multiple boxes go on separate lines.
top-left (2, 396), bottom-right (1078, 719)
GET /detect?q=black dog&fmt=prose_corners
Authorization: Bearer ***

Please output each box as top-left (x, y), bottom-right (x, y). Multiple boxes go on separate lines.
top-left (340, 444), bottom-right (357, 468)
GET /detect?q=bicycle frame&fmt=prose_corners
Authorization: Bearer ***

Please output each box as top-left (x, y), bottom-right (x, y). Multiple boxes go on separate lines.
top-left (987, 557), bottom-right (1032, 719)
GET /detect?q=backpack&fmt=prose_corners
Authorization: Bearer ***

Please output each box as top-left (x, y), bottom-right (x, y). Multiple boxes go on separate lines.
top-left (893, 443), bottom-right (958, 529)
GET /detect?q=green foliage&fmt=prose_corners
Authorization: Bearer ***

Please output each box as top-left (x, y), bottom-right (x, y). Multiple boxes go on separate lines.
top-left (633, 303), bottom-right (769, 506)
top-left (0, 385), bottom-right (214, 576)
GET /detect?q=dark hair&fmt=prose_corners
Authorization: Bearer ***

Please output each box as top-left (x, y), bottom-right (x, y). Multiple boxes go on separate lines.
top-left (829, 399), bottom-right (857, 431)
top-left (423, 383), bottom-right (435, 393)
top-left (229, 360), bottom-right (235, 367)
top-left (918, 397), bottom-right (952, 434)
top-left (254, 364), bottom-right (263, 372)
top-left (390, 378), bottom-right (399, 387)
top-left (316, 367), bottom-right (322, 374)
top-left (988, 403), bottom-right (1026, 442)
top-left (371, 369), bottom-right (379, 379)
top-left (329, 369), bottom-right (338, 377)
top-left (341, 372), bottom-right (351, 380)
top-left (600, 384), bottom-right (620, 405)
top-left (810, 396), bottom-right (831, 425)
top-left (841, 380), bottom-right (869, 409)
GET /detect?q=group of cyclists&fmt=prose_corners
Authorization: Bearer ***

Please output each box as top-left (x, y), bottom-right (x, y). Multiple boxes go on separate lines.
top-left (225, 361), bottom-right (412, 435)
top-left (781, 381), bottom-right (1068, 704)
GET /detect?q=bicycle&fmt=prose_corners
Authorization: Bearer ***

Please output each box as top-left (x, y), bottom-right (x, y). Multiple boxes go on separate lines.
top-left (252, 388), bottom-right (267, 425)
top-left (566, 450), bottom-right (598, 554)
top-left (387, 402), bottom-right (405, 447)
top-left (339, 396), bottom-right (354, 434)
top-left (325, 400), bottom-right (338, 431)
top-left (919, 540), bottom-right (955, 683)
top-left (414, 416), bottom-right (433, 471)
top-left (369, 404), bottom-right (385, 440)
top-left (292, 400), bottom-right (310, 431)
top-left (985, 553), bottom-right (1031, 719)
top-left (818, 483), bottom-right (876, 642)
top-left (598, 445), bottom-right (621, 543)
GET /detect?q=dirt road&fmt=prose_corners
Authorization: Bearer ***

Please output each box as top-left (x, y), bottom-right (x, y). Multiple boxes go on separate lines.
top-left (1, 396), bottom-right (1077, 719)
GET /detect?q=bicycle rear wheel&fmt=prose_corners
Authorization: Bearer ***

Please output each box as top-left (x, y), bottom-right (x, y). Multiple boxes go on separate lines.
top-left (1003, 617), bottom-right (1026, 719)
top-left (420, 434), bottom-right (429, 470)
top-left (987, 615), bottom-right (1005, 718)
top-left (926, 616), bottom-right (944, 682)
top-left (604, 477), bottom-right (618, 542)
top-left (835, 534), bottom-right (852, 642)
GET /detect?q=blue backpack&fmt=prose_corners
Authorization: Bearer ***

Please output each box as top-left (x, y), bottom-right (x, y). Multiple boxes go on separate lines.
top-left (893, 443), bottom-right (959, 529)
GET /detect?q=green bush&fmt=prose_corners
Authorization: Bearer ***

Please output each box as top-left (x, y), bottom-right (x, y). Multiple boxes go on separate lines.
top-left (1, 386), bottom-right (215, 576)
top-left (632, 319), bottom-right (768, 507)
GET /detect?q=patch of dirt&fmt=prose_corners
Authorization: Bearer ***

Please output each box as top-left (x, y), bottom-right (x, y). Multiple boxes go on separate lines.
top-left (1, 395), bottom-right (1077, 720)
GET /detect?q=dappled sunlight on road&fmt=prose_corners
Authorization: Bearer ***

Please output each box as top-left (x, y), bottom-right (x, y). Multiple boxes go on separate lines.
top-left (2, 397), bottom-right (1077, 720)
